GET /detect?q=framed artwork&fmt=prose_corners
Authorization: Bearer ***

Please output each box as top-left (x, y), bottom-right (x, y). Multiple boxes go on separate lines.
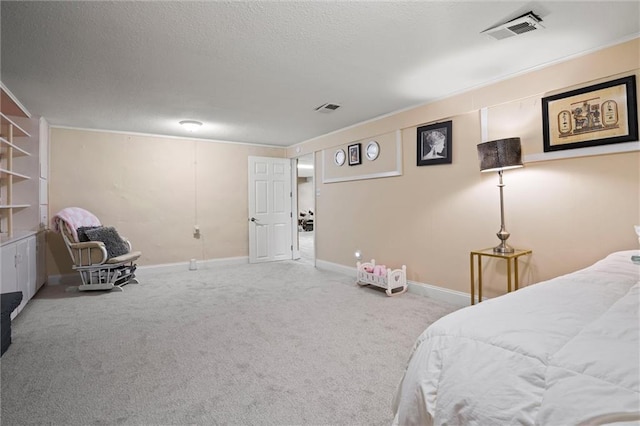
top-left (334, 149), bottom-right (346, 166)
top-left (542, 75), bottom-right (638, 152)
top-left (348, 143), bottom-right (361, 166)
top-left (417, 120), bottom-right (452, 166)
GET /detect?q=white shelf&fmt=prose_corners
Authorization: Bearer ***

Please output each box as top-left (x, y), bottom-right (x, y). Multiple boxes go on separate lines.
top-left (0, 136), bottom-right (31, 156)
top-left (0, 168), bottom-right (30, 179)
top-left (0, 112), bottom-right (31, 138)
top-left (0, 204), bottom-right (30, 209)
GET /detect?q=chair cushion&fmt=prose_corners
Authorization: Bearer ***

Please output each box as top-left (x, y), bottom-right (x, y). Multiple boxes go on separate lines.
top-left (77, 226), bottom-right (101, 242)
top-left (83, 226), bottom-right (130, 259)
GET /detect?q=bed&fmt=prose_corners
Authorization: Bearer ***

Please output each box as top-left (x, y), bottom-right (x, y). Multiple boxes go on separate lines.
top-left (392, 250), bottom-right (640, 426)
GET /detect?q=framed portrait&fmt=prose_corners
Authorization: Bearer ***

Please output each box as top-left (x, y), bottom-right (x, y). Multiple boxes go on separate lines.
top-left (417, 120), bottom-right (452, 166)
top-left (542, 75), bottom-right (638, 152)
top-left (348, 143), bottom-right (361, 166)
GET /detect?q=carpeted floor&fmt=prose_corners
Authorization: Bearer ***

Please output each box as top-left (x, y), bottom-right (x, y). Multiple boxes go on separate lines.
top-left (0, 260), bottom-right (458, 425)
top-left (298, 230), bottom-right (314, 264)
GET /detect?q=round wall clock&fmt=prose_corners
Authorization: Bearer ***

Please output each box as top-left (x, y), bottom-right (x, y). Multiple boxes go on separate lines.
top-left (334, 149), bottom-right (346, 166)
top-left (365, 140), bottom-right (380, 161)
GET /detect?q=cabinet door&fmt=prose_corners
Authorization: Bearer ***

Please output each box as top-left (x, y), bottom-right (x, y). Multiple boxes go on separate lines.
top-left (27, 236), bottom-right (37, 300)
top-left (36, 232), bottom-right (46, 291)
top-left (15, 238), bottom-right (31, 315)
top-left (1, 244), bottom-right (18, 294)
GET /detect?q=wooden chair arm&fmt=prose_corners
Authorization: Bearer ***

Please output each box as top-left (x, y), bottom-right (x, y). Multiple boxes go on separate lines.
top-left (67, 241), bottom-right (108, 266)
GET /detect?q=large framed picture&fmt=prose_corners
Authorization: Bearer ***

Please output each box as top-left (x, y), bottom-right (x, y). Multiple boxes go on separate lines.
top-left (348, 143), bottom-right (361, 166)
top-left (417, 121), bottom-right (452, 166)
top-left (542, 75), bottom-right (638, 152)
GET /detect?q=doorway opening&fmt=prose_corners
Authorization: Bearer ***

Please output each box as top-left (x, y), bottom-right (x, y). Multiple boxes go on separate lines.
top-left (296, 153), bottom-right (315, 265)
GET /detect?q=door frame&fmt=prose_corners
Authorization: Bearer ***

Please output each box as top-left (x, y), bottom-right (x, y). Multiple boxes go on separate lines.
top-left (291, 157), bottom-right (300, 260)
top-left (292, 153), bottom-right (316, 266)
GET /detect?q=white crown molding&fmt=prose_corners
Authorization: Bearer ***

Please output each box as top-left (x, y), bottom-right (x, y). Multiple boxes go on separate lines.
top-left (50, 125), bottom-right (285, 149)
top-left (524, 141), bottom-right (640, 164)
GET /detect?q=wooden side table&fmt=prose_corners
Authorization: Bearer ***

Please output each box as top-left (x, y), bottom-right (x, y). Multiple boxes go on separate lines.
top-left (470, 248), bottom-right (532, 305)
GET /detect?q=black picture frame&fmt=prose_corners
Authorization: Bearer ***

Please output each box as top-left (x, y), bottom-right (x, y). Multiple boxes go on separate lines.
top-left (417, 121), bottom-right (452, 166)
top-left (348, 143), bottom-right (361, 166)
top-left (542, 75), bottom-right (638, 152)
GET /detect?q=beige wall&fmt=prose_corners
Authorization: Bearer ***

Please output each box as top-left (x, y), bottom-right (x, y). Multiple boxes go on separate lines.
top-left (47, 129), bottom-right (283, 276)
top-left (289, 38), bottom-right (640, 298)
top-left (46, 39), bottom-right (640, 299)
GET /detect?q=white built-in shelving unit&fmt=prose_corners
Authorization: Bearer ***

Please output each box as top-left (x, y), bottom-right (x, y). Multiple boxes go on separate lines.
top-left (0, 83), bottom-right (48, 317)
top-left (0, 109), bottom-right (33, 237)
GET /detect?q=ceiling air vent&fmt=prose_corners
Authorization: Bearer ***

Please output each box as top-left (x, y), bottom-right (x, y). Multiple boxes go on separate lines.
top-left (482, 12), bottom-right (544, 40)
top-left (315, 103), bottom-right (341, 113)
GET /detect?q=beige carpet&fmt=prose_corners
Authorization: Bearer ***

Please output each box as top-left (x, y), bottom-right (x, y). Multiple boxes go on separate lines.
top-left (1, 260), bottom-right (458, 425)
top-left (298, 230), bottom-right (314, 264)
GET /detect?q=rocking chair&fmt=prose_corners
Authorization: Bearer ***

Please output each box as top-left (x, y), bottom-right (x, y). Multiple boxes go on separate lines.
top-left (52, 207), bottom-right (141, 291)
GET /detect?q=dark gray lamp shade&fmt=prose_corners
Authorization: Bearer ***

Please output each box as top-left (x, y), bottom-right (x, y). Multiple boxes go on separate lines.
top-left (477, 137), bottom-right (523, 173)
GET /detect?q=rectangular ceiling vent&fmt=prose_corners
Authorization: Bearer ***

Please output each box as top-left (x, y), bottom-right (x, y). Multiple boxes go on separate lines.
top-left (315, 103), bottom-right (341, 113)
top-left (482, 12), bottom-right (544, 40)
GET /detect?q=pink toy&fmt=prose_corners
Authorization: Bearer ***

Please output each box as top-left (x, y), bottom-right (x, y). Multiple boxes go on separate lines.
top-left (357, 260), bottom-right (408, 297)
top-left (373, 265), bottom-right (387, 276)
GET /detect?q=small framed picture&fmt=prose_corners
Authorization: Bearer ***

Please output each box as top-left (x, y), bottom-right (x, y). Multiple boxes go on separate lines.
top-left (348, 143), bottom-right (361, 166)
top-left (542, 75), bottom-right (638, 152)
top-left (417, 121), bottom-right (452, 166)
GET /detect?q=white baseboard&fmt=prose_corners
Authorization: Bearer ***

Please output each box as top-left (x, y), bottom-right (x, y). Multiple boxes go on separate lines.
top-left (315, 259), bottom-right (355, 276)
top-left (47, 273), bottom-right (81, 286)
top-left (136, 256), bottom-right (249, 276)
top-left (47, 256), bottom-right (249, 285)
top-left (406, 280), bottom-right (471, 307)
top-left (315, 259), bottom-right (471, 308)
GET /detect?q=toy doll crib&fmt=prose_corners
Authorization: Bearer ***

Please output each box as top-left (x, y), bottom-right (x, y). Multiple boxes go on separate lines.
top-left (356, 259), bottom-right (407, 296)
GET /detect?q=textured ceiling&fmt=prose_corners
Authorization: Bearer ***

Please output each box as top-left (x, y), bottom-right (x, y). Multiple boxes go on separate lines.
top-left (1, 1), bottom-right (639, 147)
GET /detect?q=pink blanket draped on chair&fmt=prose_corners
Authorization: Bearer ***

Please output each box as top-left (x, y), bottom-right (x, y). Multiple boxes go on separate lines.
top-left (52, 207), bottom-right (102, 242)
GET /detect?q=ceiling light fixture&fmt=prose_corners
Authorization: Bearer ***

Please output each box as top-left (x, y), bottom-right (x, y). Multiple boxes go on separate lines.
top-left (179, 120), bottom-right (203, 132)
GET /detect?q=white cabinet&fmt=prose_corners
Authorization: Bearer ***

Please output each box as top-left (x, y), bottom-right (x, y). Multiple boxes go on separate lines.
top-left (0, 83), bottom-right (47, 318)
top-left (36, 232), bottom-right (46, 291)
top-left (1, 233), bottom-right (36, 319)
top-left (0, 241), bottom-right (19, 294)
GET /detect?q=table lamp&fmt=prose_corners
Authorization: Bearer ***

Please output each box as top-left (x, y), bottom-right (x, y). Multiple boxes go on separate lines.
top-left (477, 137), bottom-right (523, 254)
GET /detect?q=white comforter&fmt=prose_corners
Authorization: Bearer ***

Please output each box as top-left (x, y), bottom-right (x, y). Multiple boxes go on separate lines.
top-left (392, 250), bottom-right (640, 425)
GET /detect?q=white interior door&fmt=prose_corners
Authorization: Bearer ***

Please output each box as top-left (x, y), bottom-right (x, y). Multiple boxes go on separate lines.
top-left (248, 156), bottom-right (292, 263)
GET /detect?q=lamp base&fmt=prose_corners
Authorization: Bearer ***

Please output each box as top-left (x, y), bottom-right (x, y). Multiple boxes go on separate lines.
top-left (493, 242), bottom-right (515, 254)
top-left (493, 229), bottom-right (514, 254)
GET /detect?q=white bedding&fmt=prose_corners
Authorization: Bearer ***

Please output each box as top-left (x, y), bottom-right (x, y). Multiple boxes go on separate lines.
top-left (392, 250), bottom-right (640, 426)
